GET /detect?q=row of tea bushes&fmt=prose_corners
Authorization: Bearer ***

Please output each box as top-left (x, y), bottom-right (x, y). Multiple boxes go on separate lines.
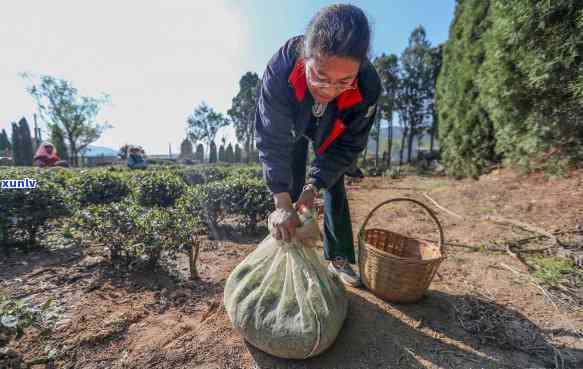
top-left (0, 166), bottom-right (272, 267)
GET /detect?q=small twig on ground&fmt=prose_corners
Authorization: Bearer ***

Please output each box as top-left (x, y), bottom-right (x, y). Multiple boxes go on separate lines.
top-left (483, 216), bottom-right (563, 248)
top-left (26, 267), bottom-right (56, 278)
top-left (506, 245), bottom-right (535, 272)
top-left (423, 192), bottom-right (465, 220)
top-left (500, 262), bottom-right (560, 311)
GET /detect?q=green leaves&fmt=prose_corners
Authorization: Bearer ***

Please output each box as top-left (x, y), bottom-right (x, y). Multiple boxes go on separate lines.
top-left (136, 170), bottom-right (186, 208)
top-left (0, 167), bottom-right (72, 246)
top-left (70, 170), bottom-right (130, 206)
top-left (0, 291), bottom-right (56, 340)
top-left (437, 0), bottom-right (583, 177)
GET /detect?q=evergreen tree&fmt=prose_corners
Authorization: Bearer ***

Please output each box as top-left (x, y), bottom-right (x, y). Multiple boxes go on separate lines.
top-left (18, 118), bottom-right (34, 166)
top-left (11, 122), bottom-right (21, 165)
top-left (195, 143), bottom-right (205, 162)
top-left (436, 0), bottom-right (496, 177)
top-left (218, 145), bottom-right (226, 162)
top-left (209, 141), bottom-right (218, 163)
top-left (480, 0), bottom-right (583, 172)
top-left (0, 129), bottom-right (11, 155)
top-left (228, 72), bottom-right (260, 163)
top-left (225, 143), bottom-right (234, 163)
top-left (399, 26), bottom-right (435, 163)
top-left (234, 144), bottom-right (242, 162)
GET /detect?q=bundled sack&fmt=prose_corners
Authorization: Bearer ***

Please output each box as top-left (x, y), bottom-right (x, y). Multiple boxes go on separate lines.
top-left (224, 209), bottom-right (348, 359)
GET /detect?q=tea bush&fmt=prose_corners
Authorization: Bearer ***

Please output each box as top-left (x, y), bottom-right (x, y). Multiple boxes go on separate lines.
top-left (223, 175), bottom-right (273, 231)
top-left (69, 170), bottom-right (130, 206)
top-left (0, 169), bottom-right (72, 246)
top-left (136, 170), bottom-right (186, 208)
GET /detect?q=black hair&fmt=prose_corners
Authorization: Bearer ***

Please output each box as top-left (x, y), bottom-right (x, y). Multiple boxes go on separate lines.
top-left (301, 4), bottom-right (371, 63)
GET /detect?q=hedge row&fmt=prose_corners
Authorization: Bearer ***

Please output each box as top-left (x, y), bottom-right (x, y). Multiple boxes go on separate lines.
top-left (0, 166), bottom-right (271, 258)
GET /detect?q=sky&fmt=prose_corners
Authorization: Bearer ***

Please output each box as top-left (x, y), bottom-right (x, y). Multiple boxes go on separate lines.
top-left (0, 0), bottom-right (456, 155)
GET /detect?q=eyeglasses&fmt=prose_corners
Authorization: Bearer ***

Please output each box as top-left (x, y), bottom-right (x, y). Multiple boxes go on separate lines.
top-left (305, 61), bottom-right (356, 92)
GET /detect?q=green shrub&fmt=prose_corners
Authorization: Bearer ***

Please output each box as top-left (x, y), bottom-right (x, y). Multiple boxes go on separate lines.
top-left (0, 173), bottom-right (72, 247)
top-left (177, 166), bottom-right (229, 185)
top-left (133, 206), bottom-right (202, 268)
top-left (227, 165), bottom-right (263, 179)
top-left (70, 170), bottom-right (130, 206)
top-left (72, 200), bottom-right (141, 264)
top-left (136, 171), bottom-right (186, 207)
top-left (177, 181), bottom-right (228, 231)
top-left (224, 175), bottom-right (272, 230)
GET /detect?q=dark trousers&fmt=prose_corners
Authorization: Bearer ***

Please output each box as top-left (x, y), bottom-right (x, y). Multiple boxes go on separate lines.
top-left (289, 137), bottom-right (356, 264)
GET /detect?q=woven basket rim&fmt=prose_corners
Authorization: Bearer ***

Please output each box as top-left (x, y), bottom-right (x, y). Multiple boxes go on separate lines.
top-left (358, 232), bottom-right (446, 265)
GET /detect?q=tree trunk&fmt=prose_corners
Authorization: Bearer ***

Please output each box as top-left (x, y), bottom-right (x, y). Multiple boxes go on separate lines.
top-left (399, 120), bottom-right (408, 166)
top-left (69, 140), bottom-right (78, 167)
top-left (407, 128), bottom-right (415, 163)
top-left (189, 235), bottom-right (201, 280)
top-left (245, 138), bottom-right (251, 164)
top-left (430, 130), bottom-right (435, 152)
top-left (374, 113), bottom-right (381, 168)
top-left (387, 116), bottom-right (393, 168)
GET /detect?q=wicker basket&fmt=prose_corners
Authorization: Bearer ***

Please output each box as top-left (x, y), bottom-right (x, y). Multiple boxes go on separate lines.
top-left (357, 198), bottom-right (446, 303)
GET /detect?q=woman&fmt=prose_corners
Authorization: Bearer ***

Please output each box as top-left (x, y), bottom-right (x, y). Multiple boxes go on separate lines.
top-left (127, 146), bottom-right (148, 169)
top-left (33, 142), bottom-right (60, 167)
top-left (255, 4), bottom-right (381, 287)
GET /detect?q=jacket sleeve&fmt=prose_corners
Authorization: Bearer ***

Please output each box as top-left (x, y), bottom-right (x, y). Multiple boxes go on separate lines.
top-left (255, 60), bottom-right (296, 194)
top-left (308, 101), bottom-right (379, 190)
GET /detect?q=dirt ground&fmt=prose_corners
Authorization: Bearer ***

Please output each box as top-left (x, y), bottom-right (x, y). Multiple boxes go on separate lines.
top-left (2, 168), bottom-right (582, 369)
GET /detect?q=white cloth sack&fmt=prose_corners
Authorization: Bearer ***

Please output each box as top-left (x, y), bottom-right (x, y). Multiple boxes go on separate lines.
top-left (224, 209), bottom-right (348, 359)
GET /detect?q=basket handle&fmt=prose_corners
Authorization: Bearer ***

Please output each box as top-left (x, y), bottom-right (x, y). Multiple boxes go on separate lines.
top-left (357, 197), bottom-right (446, 256)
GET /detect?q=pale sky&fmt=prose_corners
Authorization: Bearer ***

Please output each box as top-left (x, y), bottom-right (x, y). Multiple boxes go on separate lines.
top-left (1, 0), bottom-right (455, 154)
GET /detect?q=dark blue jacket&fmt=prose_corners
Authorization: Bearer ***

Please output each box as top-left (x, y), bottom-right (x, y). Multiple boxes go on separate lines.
top-left (255, 36), bottom-right (381, 194)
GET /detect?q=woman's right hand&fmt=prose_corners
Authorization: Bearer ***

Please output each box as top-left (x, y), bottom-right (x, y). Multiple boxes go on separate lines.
top-left (271, 193), bottom-right (301, 242)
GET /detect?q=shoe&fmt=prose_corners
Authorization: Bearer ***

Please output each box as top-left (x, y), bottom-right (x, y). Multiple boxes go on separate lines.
top-left (328, 256), bottom-right (362, 287)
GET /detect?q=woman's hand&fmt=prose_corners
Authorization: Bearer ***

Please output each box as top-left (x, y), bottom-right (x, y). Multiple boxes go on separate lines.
top-left (271, 193), bottom-right (301, 242)
top-left (294, 186), bottom-right (316, 211)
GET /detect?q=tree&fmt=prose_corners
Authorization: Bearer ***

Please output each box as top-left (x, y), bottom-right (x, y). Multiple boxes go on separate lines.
top-left (479, 0), bottom-right (583, 172)
top-left (195, 143), bottom-right (204, 162)
top-left (10, 122), bottom-right (21, 165)
top-left (19, 118), bottom-right (34, 166)
top-left (23, 74), bottom-right (111, 166)
top-left (209, 141), bottom-right (218, 163)
top-left (10, 119), bottom-right (34, 166)
top-left (228, 72), bottom-right (260, 162)
top-left (218, 137), bottom-right (226, 162)
top-left (436, 0), bottom-right (496, 177)
top-left (0, 129), bottom-right (11, 155)
top-left (234, 144), bottom-right (242, 162)
top-left (51, 124), bottom-right (69, 162)
top-left (369, 110), bottom-right (382, 167)
top-left (399, 26), bottom-right (435, 164)
top-left (218, 145), bottom-right (226, 162)
top-left (374, 53), bottom-right (400, 167)
top-left (226, 143), bottom-right (235, 163)
top-left (427, 45), bottom-right (443, 152)
top-left (186, 102), bottom-right (228, 163)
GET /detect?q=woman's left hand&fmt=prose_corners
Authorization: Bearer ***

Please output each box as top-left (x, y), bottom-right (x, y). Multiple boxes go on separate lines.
top-left (295, 186), bottom-right (316, 211)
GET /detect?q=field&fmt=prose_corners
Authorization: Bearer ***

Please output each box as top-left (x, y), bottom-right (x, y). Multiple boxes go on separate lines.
top-left (1, 165), bottom-right (582, 369)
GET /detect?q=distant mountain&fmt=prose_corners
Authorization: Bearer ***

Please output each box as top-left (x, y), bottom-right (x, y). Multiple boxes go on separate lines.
top-left (83, 145), bottom-right (117, 157)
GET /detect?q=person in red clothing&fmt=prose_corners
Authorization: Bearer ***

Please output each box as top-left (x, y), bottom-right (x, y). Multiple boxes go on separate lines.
top-left (33, 142), bottom-right (60, 167)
